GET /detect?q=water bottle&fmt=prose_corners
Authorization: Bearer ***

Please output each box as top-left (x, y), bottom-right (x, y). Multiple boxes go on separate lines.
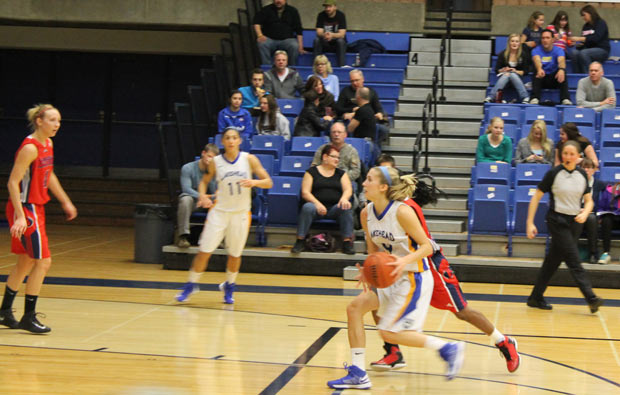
top-left (355, 53), bottom-right (360, 67)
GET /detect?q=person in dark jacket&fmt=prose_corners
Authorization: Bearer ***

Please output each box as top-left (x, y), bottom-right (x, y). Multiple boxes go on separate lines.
top-left (305, 75), bottom-right (335, 118)
top-left (569, 4), bottom-right (609, 74)
top-left (485, 33), bottom-right (531, 103)
top-left (253, 0), bottom-right (305, 65)
top-left (294, 90), bottom-right (333, 137)
top-left (263, 51), bottom-right (305, 99)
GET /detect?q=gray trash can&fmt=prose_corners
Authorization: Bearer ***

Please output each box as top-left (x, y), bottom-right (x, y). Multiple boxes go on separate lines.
top-left (134, 203), bottom-right (174, 264)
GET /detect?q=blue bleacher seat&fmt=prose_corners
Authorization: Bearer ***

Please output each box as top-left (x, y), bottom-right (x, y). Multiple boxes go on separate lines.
top-left (294, 66), bottom-right (405, 84)
top-left (345, 137), bottom-right (370, 166)
top-left (467, 184), bottom-right (511, 255)
top-left (487, 105), bottom-right (521, 125)
top-left (290, 136), bottom-right (329, 156)
top-left (524, 106), bottom-right (557, 127)
top-left (294, 53), bottom-right (408, 68)
top-left (578, 126), bottom-right (597, 149)
top-left (601, 109), bottom-right (620, 129)
top-left (254, 153), bottom-right (277, 176)
top-left (515, 163), bottom-right (551, 186)
top-left (339, 83), bottom-right (400, 100)
top-left (277, 99), bottom-right (304, 116)
top-left (562, 107), bottom-right (596, 127)
top-left (473, 162), bottom-right (511, 185)
top-left (266, 176), bottom-right (303, 226)
top-left (599, 148), bottom-right (620, 168)
top-left (303, 30), bottom-right (410, 52)
top-left (279, 155), bottom-right (314, 177)
top-left (599, 166), bottom-right (620, 183)
top-left (511, 186), bottom-right (549, 237)
top-left (250, 135), bottom-right (286, 159)
top-left (600, 128), bottom-right (620, 148)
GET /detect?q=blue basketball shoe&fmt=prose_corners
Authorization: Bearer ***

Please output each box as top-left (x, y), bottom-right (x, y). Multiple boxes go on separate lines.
top-left (176, 282), bottom-right (198, 302)
top-left (219, 282), bottom-right (235, 304)
top-left (439, 342), bottom-right (465, 380)
top-left (327, 363), bottom-right (371, 390)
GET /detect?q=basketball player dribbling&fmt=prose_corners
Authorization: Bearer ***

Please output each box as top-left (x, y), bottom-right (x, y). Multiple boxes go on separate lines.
top-left (176, 127), bottom-right (272, 304)
top-left (327, 166), bottom-right (465, 390)
top-left (0, 104), bottom-right (77, 333)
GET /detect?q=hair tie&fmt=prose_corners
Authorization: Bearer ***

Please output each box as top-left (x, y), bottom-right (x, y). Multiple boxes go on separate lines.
top-left (378, 166), bottom-right (392, 186)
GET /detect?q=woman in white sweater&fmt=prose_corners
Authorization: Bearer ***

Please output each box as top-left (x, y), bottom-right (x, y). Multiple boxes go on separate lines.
top-left (255, 95), bottom-right (291, 141)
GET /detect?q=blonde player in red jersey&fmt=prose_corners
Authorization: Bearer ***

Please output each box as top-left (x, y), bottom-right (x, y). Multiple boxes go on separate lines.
top-left (0, 104), bottom-right (77, 333)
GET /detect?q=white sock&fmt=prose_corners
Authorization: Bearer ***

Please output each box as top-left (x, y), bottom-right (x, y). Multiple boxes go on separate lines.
top-left (424, 336), bottom-right (447, 351)
top-left (491, 328), bottom-right (505, 344)
top-left (226, 270), bottom-right (238, 284)
top-left (188, 270), bottom-right (202, 283)
top-left (351, 348), bottom-right (365, 370)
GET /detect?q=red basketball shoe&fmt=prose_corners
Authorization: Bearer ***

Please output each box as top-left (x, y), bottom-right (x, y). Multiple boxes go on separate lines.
top-left (370, 344), bottom-right (406, 371)
top-left (496, 336), bottom-right (520, 372)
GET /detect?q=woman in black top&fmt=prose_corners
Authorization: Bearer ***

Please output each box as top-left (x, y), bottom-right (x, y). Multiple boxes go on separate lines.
top-left (305, 75), bottom-right (335, 117)
top-left (294, 90), bottom-right (333, 137)
top-left (526, 140), bottom-right (603, 313)
top-left (553, 122), bottom-right (599, 168)
top-left (569, 4), bottom-right (610, 74)
top-left (292, 145), bottom-right (354, 254)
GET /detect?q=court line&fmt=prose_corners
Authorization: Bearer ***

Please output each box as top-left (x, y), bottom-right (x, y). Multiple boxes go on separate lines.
top-left (259, 327), bottom-right (340, 394)
top-left (598, 311), bottom-right (620, 367)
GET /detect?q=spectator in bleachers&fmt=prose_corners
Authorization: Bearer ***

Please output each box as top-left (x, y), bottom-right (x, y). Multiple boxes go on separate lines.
top-left (475, 117), bottom-right (512, 164)
top-left (336, 69), bottom-right (385, 122)
top-left (530, 29), bottom-right (571, 106)
top-left (217, 90), bottom-right (254, 140)
top-left (595, 179), bottom-right (620, 265)
top-left (305, 75), bottom-right (335, 117)
top-left (292, 145), bottom-right (354, 254)
top-left (576, 61), bottom-right (616, 112)
top-left (347, 87), bottom-right (377, 140)
top-left (484, 33), bottom-right (531, 104)
top-left (580, 158), bottom-right (605, 264)
top-left (547, 11), bottom-right (574, 58)
top-left (239, 69), bottom-right (267, 115)
top-left (256, 95), bottom-right (291, 141)
top-left (554, 122), bottom-right (599, 169)
top-left (515, 120), bottom-right (554, 164)
top-left (176, 143), bottom-right (219, 248)
top-left (253, 0), bottom-right (304, 66)
top-left (312, 122), bottom-right (361, 183)
top-left (263, 51), bottom-right (305, 99)
top-left (294, 90), bottom-right (333, 137)
top-left (520, 11), bottom-right (545, 50)
top-left (311, 54), bottom-right (340, 100)
top-left (313, 0), bottom-right (347, 68)
top-left (569, 5), bottom-right (609, 74)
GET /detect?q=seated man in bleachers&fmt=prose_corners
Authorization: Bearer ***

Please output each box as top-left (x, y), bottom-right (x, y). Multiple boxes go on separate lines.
top-left (312, 121), bottom-right (361, 184)
top-left (530, 29), bottom-right (572, 105)
top-left (263, 50), bottom-right (305, 99)
top-left (176, 143), bottom-right (219, 248)
top-left (313, 0), bottom-right (347, 67)
top-left (576, 61), bottom-right (616, 112)
top-left (348, 87), bottom-right (379, 162)
top-left (253, 0), bottom-right (304, 66)
top-left (239, 68), bottom-right (267, 115)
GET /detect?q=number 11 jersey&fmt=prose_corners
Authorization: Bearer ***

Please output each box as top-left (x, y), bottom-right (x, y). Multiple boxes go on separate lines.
top-left (214, 151), bottom-right (252, 212)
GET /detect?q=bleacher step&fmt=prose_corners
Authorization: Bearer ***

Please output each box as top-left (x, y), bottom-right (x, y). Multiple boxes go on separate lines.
top-left (393, 155), bottom-right (475, 169)
top-left (403, 79), bottom-right (489, 88)
top-left (426, 11), bottom-right (491, 20)
top-left (427, 219), bottom-right (464, 233)
top-left (386, 137), bottom-right (477, 151)
top-left (401, 87), bottom-right (486, 102)
top-left (391, 122), bottom-right (480, 136)
top-left (423, 207), bottom-right (468, 218)
top-left (407, 65), bottom-right (488, 82)
top-left (409, 51), bottom-right (489, 68)
top-left (432, 198), bottom-right (467, 210)
top-left (410, 38), bottom-right (491, 53)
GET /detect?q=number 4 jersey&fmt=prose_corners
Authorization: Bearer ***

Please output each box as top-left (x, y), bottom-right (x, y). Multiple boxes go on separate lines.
top-left (213, 151), bottom-right (252, 212)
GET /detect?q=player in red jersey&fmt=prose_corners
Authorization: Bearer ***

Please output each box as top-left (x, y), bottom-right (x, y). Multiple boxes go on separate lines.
top-left (356, 155), bottom-right (520, 373)
top-left (0, 104), bottom-right (77, 333)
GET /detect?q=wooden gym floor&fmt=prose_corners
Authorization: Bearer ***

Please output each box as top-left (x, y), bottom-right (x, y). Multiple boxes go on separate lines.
top-left (0, 225), bottom-right (619, 394)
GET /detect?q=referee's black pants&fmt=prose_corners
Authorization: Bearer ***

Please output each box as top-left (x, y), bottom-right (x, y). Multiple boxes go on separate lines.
top-left (530, 211), bottom-right (596, 302)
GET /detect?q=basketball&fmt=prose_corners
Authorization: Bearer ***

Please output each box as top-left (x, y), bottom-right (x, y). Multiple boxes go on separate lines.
top-left (363, 252), bottom-right (398, 288)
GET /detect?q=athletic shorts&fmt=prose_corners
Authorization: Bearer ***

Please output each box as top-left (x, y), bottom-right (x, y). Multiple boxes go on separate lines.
top-left (376, 269), bottom-right (433, 333)
top-left (6, 201), bottom-right (50, 259)
top-left (429, 249), bottom-right (468, 313)
top-left (198, 208), bottom-right (251, 257)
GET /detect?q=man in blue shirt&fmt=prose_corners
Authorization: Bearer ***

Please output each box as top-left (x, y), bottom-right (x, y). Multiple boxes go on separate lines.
top-left (176, 144), bottom-right (219, 248)
top-left (530, 29), bottom-right (571, 105)
top-left (239, 69), bottom-right (267, 115)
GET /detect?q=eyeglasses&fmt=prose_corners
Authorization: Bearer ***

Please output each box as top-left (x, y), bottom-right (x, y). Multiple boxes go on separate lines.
top-left (328, 154), bottom-right (340, 159)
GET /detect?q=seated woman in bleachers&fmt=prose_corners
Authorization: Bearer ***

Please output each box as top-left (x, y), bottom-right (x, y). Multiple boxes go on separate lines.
top-left (217, 90), bottom-right (254, 141)
top-left (255, 95), bottom-right (291, 141)
top-left (520, 11), bottom-right (545, 50)
top-left (294, 90), bottom-right (333, 137)
top-left (515, 120), bottom-right (554, 164)
top-left (291, 145), bottom-right (354, 254)
top-left (484, 33), bottom-right (531, 104)
top-left (554, 122), bottom-right (599, 168)
top-left (569, 4), bottom-right (610, 74)
top-left (476, 117), bottom-right (513, 164)
top-left (305, 75), bottom-right (335, 117)
top-left (596, 178), bottom-right (620, 265)
top-left (311, 55), bottom-right (340, 100)
top-left (580, 158), bottom-right (605, 264)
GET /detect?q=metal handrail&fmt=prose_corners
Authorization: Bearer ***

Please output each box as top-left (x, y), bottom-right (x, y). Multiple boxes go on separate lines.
top-left (412, 93), bottom-right (434, 175)
top-left (446, 0), bottom-right (454, 67)
top-left (438, 37), bottom-right (446, 102)
top-left (432, 66), bottom-right (440, 136)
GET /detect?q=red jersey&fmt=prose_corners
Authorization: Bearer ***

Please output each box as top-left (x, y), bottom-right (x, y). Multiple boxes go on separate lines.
top-left (16, 135), bottom-right (53, 205)
top-left (403, 198), bottom-right (432, 238)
